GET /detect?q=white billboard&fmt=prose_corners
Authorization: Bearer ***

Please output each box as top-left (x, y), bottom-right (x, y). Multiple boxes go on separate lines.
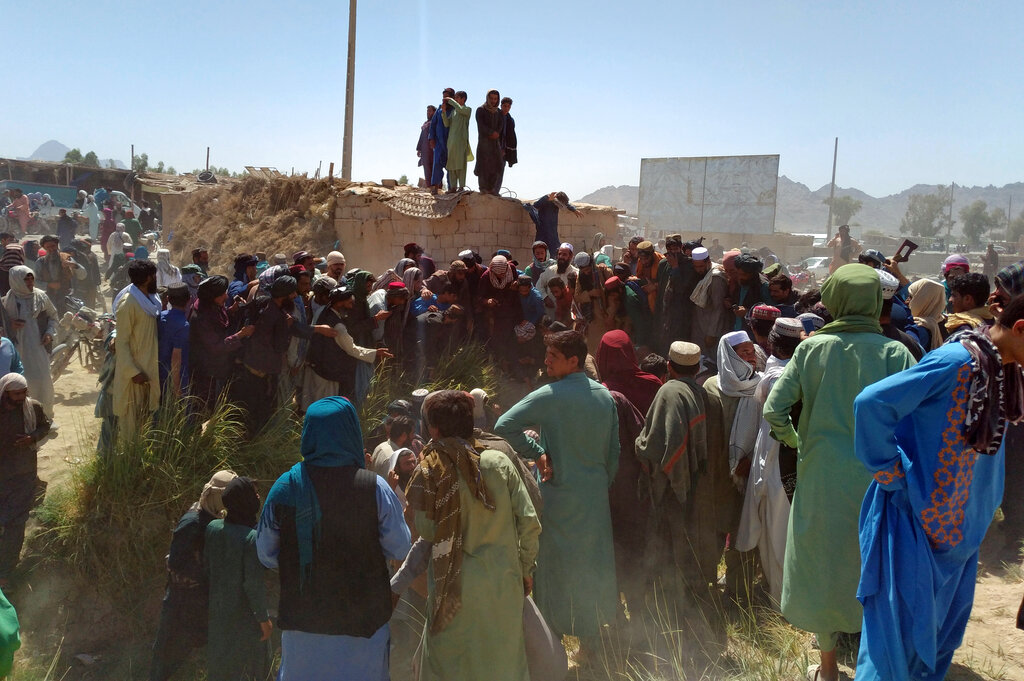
top-left (637, 155), bottom-right (780, 235)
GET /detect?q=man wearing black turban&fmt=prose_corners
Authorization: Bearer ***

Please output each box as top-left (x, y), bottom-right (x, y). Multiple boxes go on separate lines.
top-left (728, 254), bottom-right (771, 332)
top-left (190, 275), bottom-right (253, 412)
top-left (232, 275), bottom-right (337, 432)
top-left (229, 254), bottom-right (259, 299)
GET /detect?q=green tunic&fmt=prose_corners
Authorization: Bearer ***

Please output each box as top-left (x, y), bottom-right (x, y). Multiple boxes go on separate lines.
top-left (0, 587), bottom-right (19, 678)
top-left (495, 371), bottom-right (620, 639)
top-left (416, 449), bottom-right (541, 681)
top-left (443, 99), bottom-right (474, 173)
top-left (763, 331), bottom-right (914, 640)
top-left (204, 520), bottom-right (269, 681)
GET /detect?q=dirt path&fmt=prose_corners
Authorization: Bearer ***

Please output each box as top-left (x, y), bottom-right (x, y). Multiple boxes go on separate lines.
top-left (37, 350), bottom-right (102, 495)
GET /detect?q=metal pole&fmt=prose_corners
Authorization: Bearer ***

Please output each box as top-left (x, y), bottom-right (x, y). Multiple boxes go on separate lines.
top-left (824, 137), bottom-right (838, 238)
top-left (341, 0), bottom-right (357, 180)
top-left (206, 147), bottom-right (210, 172)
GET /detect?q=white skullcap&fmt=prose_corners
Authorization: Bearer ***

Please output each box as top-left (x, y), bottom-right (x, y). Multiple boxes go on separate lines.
top-left (876, 269), bottom-right (900, 300)
top-left (722, 330), bottom-right (751, 347)
top-left (558, 242), bottom-right (574, 254)
top-left (691, 247), bottom-right (709, 261)
top-left (326, 251), bottom-right (346, 266)
top-left (797, 313), bottom-right (825, 331)
top-left (772, 318), bottom-right (804, 339)
top-left (668, 341), bottom-right (701, 366)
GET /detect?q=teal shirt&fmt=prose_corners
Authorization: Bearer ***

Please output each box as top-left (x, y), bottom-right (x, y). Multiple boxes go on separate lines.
top-left (494, 371), bottom-right (619, 638)
top-left (204, 519), bottom-right (269, 681)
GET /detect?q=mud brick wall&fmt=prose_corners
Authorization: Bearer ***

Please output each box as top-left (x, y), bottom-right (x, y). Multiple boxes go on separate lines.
top-left (334, 189), bottom-right (622, 274)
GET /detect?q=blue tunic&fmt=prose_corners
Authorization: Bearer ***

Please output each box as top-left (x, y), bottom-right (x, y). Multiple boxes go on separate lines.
top-left (158, 308), bottom-right (190, 393)
top-left (427, 108), bottom-right (452, 188)
top-left (854, 343), bottom-right (1005, 681)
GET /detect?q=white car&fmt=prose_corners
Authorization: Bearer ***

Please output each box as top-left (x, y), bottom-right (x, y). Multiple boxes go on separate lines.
top-left (794, 256), bottom-right (832, 285)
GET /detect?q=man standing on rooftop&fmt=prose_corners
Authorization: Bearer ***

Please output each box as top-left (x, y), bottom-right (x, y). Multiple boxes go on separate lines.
top-left (474, 89), bottom-right (505, 195)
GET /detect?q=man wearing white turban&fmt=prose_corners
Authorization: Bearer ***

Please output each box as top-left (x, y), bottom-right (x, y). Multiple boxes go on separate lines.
top-left (1, 266), bottom-right (57, 418)
top-left (0, 372), bottom-right (50, 587)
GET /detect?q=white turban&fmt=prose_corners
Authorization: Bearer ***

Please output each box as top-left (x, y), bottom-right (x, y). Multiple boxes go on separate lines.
top-left (722, 330), bottom-right (751, 347)
top-left (0, 372), bottom-right (36, 433)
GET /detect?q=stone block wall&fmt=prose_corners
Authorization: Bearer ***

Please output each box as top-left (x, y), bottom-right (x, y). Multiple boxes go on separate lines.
top-left (335, 189), bottom-right (622, 274)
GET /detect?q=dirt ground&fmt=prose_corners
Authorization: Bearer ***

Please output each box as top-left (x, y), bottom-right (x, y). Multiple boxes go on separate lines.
top-left (11, 354), bottom-right (1024, 679)
top-left (38, 349), bottom-right (102, 492)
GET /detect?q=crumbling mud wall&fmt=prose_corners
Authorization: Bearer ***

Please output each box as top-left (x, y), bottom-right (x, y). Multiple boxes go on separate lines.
top-left (168, 177), bottom-right (622, 275)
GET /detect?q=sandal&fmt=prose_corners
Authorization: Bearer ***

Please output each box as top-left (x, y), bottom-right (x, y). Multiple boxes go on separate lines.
top-left (806, 664), bottom-right (822, 681)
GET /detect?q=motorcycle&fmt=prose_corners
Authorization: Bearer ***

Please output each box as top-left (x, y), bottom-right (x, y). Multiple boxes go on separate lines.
top-left (50, 296), bottom-right (115, 382)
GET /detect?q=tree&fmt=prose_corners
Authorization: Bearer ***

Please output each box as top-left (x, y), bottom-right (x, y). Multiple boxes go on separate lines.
top-left (63, 148), bottom-right (83, 164)
top-left (132, 153), bottom-right (149, 172)
top-left (398, 174), bottom-right (409, 185)
top-left (958, 200), bottom-right (998, 246)
top-left (82, 151), bottom-right (100, 167)
top-left (823, 195), bottom-right (863, 226)
top-left (899, 188), bottom-right (952, 237)
top-left (166, 166), bottom-right (176, 175)
top-left (154, 161), bottom-right (165, 173)
top-left (107, 159), bottom-right (118, 169)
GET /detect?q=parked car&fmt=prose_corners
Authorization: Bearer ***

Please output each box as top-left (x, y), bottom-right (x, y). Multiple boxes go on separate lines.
top-left (793, 256), bottom-right (832, 286)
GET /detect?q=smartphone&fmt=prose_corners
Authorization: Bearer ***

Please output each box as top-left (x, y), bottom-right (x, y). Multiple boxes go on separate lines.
top-left (801, 317), bottom-right (816, 334)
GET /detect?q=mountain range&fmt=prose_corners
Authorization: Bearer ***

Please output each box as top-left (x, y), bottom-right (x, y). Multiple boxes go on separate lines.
top-left (18, 140), bottom-right (127, 170)
top-left (579, 177), bottom-right (1024, 238)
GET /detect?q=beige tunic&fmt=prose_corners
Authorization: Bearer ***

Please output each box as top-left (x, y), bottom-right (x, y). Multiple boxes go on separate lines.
top-left (113, 293), bottom-right (160, 433)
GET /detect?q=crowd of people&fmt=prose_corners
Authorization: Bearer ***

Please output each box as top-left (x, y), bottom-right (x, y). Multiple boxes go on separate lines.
top-left (1, 213), bottom-right (1024, 681)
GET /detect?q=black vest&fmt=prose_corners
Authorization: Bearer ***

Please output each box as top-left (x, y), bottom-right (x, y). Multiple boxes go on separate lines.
top-left (275, 466), bottom-right (392, 637)
top-left (307, 307), bottom-right (357, 396)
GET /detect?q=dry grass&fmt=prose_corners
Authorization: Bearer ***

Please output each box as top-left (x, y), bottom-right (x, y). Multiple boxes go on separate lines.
top-left (168, 176), bottom-right (350, 272)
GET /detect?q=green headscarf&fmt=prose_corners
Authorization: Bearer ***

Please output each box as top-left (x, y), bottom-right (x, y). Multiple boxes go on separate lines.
top-left (817, 263), bottom-right (883, 335)
top-left (352, 270), bottom-right (374, 308)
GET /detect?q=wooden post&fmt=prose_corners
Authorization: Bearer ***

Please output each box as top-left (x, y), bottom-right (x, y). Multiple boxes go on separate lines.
top-left (329, 162), bottom-right (334, 181)
top-left (341, 0), bottom-right (357, 180)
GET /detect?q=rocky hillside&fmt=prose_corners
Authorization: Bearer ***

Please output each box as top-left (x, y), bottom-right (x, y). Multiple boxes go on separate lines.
top-left (580, 178), bottom-right (1024, 238)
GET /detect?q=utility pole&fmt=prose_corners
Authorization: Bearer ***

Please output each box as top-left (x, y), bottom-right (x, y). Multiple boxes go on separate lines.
top-left (341, 0), bottom-right (357, 181)
top-left (824, 137), bottom-right (838, 238)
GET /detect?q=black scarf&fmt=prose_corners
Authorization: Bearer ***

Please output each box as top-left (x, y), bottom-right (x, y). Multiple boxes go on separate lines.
top-left (222, 477), bottom-right (260, 528)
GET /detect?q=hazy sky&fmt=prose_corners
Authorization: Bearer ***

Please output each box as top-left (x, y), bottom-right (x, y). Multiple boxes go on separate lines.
top-left (5, 1), bottom-right (1022, 202)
